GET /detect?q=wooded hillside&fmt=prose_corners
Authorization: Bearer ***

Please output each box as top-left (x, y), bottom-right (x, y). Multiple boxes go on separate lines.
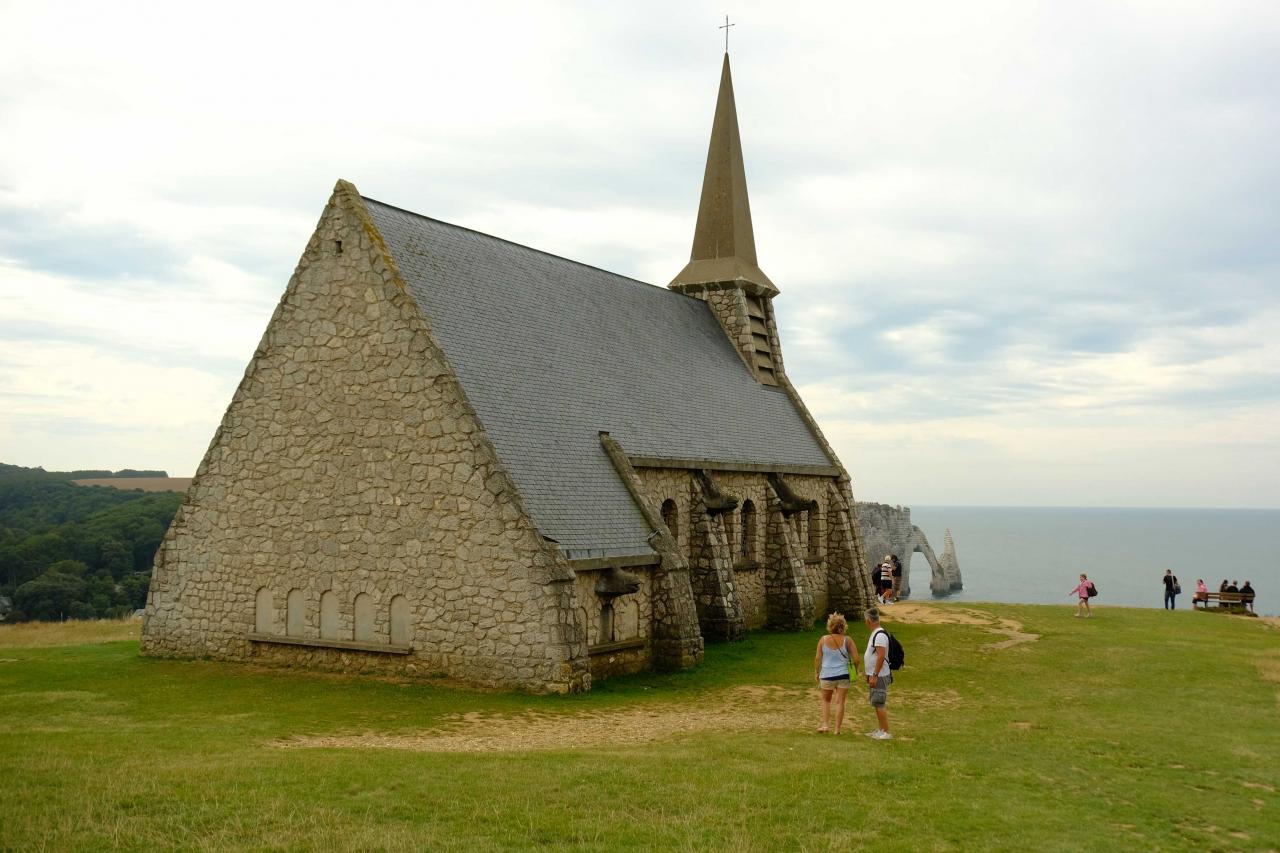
top-left (0, 463), bottom-right (182, 621)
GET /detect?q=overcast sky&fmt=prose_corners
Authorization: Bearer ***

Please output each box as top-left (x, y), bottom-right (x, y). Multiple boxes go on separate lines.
top-left (1, 1), bottom-right (1277, 507)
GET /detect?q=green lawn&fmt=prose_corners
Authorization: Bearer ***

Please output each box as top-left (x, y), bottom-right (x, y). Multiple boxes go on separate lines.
top-left (2, 604), bottom-right (1277, 852)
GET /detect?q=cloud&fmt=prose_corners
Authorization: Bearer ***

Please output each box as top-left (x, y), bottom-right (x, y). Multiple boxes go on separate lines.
top-left (0, 0), bottom-right (1276, 505)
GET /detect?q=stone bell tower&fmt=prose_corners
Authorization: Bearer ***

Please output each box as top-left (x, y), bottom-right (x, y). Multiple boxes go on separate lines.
top-left (670, 52), bottom-right (782, 386)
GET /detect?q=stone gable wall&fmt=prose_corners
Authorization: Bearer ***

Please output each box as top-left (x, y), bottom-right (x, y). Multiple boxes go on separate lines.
top-left (141, 184), bottom-right (589, 693)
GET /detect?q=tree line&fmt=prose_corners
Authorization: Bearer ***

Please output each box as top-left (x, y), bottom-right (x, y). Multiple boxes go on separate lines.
top-left (0, 463), bottom-right (182, 622)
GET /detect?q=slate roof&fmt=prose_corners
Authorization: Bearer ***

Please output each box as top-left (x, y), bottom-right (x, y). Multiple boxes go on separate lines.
top-left (365, 198), bottom-right (835, 560)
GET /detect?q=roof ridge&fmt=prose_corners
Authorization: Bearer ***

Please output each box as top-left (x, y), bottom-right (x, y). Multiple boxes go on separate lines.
top-left (361, 195), bottom-right (696, 303)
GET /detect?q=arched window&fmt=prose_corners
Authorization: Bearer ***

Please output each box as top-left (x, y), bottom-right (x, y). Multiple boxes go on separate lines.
top-left (320, 590), bottom-right (340, 640)
top-left (286, 588), bottom-right (305, 637)
top-left (254, 588), bottom-right (274, 634)
top-left (390, 595), bottom-right (411, 646)
top-left (660, 499), bottom-right (678, 536)
top-left (353, 593), bottom-right (374, 642)
top-left (740, 499), bottom-right (756, 561)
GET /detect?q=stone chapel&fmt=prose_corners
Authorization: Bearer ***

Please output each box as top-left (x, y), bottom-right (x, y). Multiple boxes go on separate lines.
top-left (141, 54), bottom-right (877, 692)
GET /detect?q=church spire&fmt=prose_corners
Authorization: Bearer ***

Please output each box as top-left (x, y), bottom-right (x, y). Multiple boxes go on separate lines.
top-left (670, 53), bottom-right (777, 296)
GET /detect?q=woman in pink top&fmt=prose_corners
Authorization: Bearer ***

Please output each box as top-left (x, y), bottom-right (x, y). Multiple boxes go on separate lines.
top-left (1194, 578), bottom-right (1208, 604)
top-left (1068, 573), bottom-right (1093, 617)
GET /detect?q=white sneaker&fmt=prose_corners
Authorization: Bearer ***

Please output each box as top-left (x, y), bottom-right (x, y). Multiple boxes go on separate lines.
top-left (870, 730), bottom-right (892, 741)
top-left (864, 730), bottom-right (880, 738)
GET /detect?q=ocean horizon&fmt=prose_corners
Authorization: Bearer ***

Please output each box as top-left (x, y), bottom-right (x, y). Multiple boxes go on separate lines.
top-left (904, 506), bottom-right (1280, 617)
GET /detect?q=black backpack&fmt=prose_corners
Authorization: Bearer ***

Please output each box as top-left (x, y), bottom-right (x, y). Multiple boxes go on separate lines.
top-left (873, 628), bottom-right (905, 671)
top-left (1087, 581), bottom-right (1099, 598)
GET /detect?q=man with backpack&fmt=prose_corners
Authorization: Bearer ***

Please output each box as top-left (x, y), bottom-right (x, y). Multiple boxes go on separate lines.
top-left (864, 607), bottom-right (894, 740)
top-left (1162, 569), bottom-right (1179, 610)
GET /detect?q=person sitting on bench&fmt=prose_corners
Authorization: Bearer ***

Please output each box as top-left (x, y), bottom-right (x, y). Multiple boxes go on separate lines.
top-left (1241, 581), bottom-right (1256, 612)
top-left (1194, 579), bottom-right (1208, 603)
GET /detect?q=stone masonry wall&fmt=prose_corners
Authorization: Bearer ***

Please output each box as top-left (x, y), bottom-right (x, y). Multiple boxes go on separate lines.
top-left (704, 287), bottom-right (759, 376)
top-left (573, 563), bottom-right (655, 678)
top-left (635, 468), bottom-right (846, 631)
top-left (141, 182), bottom-right (589, 693)
top-left (597, 435), bottom-right (704, 674)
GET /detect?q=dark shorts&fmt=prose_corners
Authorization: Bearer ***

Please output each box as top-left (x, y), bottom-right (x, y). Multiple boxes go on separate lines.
top-left (868, 673), bottom-right (892, 707)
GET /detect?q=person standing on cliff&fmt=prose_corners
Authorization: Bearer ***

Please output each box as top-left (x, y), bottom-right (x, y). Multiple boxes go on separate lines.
top-left (879, 556), bottom-right (896, 604)
top-left (814, 612), bottom-right (857, 735)
top-left (1069, 574), bottom-right (1094, 617)
top-left (864, 607), bottom-right (893, 739)
top-left (1162, 569), bottom-right (1179, 610)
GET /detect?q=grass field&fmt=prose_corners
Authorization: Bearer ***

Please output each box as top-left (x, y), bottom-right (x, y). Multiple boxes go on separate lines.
top-left (2, 603), bottom-right (1277, 851)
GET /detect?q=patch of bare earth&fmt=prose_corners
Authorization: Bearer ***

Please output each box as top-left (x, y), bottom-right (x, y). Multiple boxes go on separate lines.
top-left (882, 602), bottom-right (1040, 651)
top-left (278, 685), bottom-right (816, 753)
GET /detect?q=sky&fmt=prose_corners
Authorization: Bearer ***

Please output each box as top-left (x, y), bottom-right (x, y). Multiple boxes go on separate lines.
top-left (1, 1), bottom-right (1277, 508)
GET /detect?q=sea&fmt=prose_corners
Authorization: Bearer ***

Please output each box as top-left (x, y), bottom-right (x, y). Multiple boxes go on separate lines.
top-left (905, 507), bottom-right (1280, 617)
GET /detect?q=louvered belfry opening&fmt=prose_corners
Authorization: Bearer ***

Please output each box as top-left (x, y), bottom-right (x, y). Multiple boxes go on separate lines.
top-left (744, 292), bottom-right (776, 385)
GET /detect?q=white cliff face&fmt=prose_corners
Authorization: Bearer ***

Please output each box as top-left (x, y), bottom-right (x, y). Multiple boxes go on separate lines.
top-left (855, 503), bottom-right (963, 597)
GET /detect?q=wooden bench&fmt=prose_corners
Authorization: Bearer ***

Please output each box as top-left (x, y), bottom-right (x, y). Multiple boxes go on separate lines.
top-left (1194, 591), bottom-right (1255, 614)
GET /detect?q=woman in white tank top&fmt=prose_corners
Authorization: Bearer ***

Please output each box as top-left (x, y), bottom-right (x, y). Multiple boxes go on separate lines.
top-left (813, 612), bottom-right (859, 734)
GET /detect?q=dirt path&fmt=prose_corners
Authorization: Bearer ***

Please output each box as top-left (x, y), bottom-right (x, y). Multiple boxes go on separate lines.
top-left (280, 685), bottom-right (808, 753)
top-left (881, 601), bottom-right (1040, 650)
top-left (279, 603), bottom-right (1018, 754)
top-left (278, 680), bottom-right (965, 753)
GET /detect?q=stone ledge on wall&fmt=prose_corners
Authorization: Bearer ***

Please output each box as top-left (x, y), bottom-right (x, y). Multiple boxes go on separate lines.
top-left (247, 633), bottom-right (412, 655)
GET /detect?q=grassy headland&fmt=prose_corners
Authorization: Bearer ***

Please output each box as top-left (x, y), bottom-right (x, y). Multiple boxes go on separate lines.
top-left (2, 603), bottom-right (1276, 851)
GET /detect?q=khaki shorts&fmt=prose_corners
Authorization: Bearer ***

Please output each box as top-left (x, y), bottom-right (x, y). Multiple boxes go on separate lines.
top-left (868, 673), bottom-right (892, 707)
top-left (820, 676), bottom-right (851, 690)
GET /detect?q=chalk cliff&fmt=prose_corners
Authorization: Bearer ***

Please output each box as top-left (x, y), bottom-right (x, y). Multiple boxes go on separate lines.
top-left (856, 503), bottom-right (963, 597)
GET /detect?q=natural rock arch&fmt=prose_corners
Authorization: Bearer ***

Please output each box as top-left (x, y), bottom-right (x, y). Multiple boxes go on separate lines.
top-left (902, 530), bottom-right (944, 598)
top-left (855, 502), bottom-right (962, 598)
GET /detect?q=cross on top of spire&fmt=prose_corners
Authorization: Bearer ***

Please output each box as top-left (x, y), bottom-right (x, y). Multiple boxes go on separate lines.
top-left (719, 15), bottom-right (735, 52)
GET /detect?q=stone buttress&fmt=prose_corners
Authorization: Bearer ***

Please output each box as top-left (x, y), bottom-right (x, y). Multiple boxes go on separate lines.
top-left (599, 433), bottom-right (705, 670)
